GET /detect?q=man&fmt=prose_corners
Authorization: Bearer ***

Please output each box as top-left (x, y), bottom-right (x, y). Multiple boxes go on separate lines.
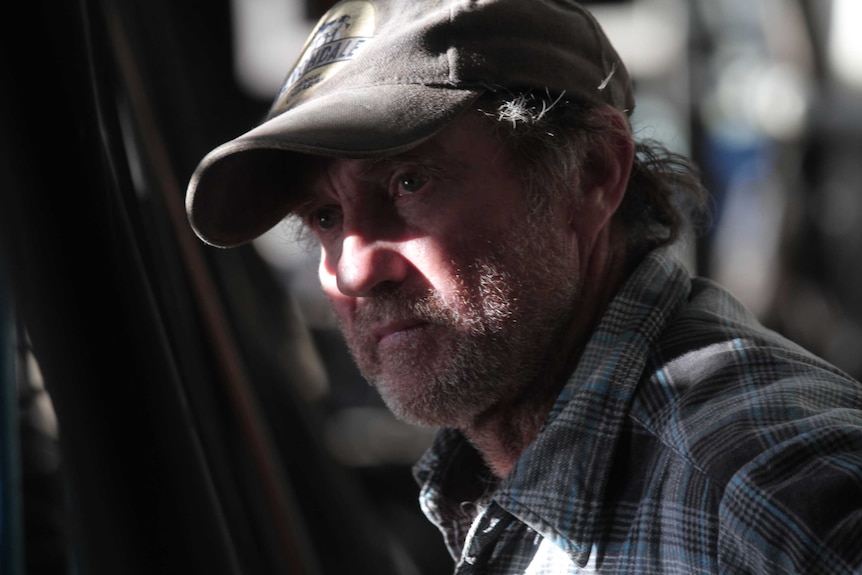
top-left (185, 0), bottom-right (862, 573)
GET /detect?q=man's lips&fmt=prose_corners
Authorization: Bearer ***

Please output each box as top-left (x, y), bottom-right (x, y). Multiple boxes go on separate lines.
top-left (373, 318), bottom-right (430, 344)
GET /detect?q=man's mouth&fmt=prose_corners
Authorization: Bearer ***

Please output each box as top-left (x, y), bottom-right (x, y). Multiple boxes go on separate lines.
top-left (373, 318), bottom-right (430, 345)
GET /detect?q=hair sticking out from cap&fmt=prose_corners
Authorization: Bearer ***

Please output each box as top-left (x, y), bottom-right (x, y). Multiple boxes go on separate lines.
top-left (492, 91), bottom-right (568, 129)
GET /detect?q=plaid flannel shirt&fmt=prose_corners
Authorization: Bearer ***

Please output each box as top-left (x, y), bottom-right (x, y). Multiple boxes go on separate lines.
top-left (413, 247), bottom-right (862, 574)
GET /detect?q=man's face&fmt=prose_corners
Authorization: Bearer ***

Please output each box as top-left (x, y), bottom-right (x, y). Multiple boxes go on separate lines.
top-left (299, 113), bottom-right (581, 428)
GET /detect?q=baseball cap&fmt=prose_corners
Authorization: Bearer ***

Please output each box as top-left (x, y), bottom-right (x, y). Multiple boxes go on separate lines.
top-left (186, 0), bottom-right (634, 248)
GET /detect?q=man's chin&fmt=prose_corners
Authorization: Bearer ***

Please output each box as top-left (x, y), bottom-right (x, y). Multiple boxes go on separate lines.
top-left (367, 362), bottom-right (498, 429)
top-left (369, 373), bottom-right (449, 427)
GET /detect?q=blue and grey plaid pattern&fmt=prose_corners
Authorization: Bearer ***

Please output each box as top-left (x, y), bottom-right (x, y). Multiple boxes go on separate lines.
top-left (414, 248), bottom-right (862, 574)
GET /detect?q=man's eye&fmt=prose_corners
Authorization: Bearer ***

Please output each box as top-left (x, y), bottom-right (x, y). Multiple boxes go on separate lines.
top-left (394, 172), bottom-right (429, 196)
top-left (311, 207), bottom-right (340, 231)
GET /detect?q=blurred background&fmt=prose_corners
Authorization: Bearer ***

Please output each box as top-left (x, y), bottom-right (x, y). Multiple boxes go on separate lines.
top-left (1, 0), bottom-right (860, 574)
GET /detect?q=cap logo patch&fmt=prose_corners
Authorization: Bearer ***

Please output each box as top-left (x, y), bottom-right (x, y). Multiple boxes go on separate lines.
top-left (273, 1), bottom-right (376, 112)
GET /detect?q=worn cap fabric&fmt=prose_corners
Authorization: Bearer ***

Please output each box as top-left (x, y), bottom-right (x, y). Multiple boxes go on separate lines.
top-left (186, 0), bottom-right (634, 248)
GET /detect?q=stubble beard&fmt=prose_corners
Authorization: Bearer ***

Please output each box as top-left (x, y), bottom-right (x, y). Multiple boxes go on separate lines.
top-left (340, 221), bottom-right (580, 429)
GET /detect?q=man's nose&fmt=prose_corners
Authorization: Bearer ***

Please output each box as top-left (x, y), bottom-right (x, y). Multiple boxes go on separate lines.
top-left (332, 233), bottom-right (411, 297)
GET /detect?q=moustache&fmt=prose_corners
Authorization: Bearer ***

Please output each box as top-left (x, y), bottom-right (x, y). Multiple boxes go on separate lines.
top-left (351, 282), bottom-right (501, 339)
top-left (354, 288), bottom-right (457, 328)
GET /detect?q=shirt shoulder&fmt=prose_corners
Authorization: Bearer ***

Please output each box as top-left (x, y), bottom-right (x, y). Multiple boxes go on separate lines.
top-left (626, 277), bottom-right (862, 573)
top-left (632, 275), bottom-right (862, 478)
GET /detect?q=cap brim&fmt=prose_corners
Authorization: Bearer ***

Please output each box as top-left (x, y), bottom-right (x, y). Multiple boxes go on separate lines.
top-left (186, 84), bottom-right (482, 248)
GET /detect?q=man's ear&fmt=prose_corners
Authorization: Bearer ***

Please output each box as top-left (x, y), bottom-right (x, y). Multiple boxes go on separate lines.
top-left (569, 108), bottom-right (634, 240)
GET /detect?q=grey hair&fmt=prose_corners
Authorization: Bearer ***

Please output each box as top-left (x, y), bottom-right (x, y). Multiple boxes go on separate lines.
top-left (477, 91), bottom-right (711, 258)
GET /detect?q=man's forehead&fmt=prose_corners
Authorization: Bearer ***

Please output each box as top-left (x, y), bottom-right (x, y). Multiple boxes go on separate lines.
top-left (298, 112), bottom-right (494, 190)
top-left (310, 148), bottom-right (444, 182)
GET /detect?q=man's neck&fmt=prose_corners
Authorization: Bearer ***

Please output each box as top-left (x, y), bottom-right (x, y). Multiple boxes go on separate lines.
top-left (463, 363), bottom-right (574, 478)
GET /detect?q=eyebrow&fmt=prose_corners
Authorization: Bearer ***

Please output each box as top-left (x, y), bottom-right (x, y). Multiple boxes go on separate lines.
top-left (295, 137), bottom-right (468, 206)
top-left (360, 139), bottom-right (469, 179)
top-left (356, 155), bottom-right (449, 181)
